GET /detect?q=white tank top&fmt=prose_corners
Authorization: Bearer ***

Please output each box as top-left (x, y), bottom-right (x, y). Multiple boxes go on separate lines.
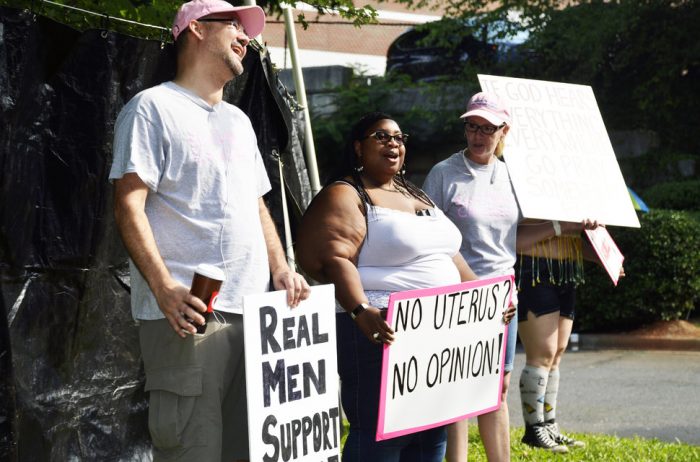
top-left (357, 205), bottom-right (462, 294)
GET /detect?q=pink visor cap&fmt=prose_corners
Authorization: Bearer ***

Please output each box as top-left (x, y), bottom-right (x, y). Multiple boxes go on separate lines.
top-left (172, 0), bottom-right (266, 40)
top-left (460, 92), bottom-right (512, 126)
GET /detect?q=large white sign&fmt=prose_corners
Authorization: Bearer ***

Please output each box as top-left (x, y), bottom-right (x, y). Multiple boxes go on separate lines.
top-left (243, 285), bottom-right (340, 462)
top-left (478, 74), bottom-right (640, 228)
top-left (377, 276), bottom-right (513, 440)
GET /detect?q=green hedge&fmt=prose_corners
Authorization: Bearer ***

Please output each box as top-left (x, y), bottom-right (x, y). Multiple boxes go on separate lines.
top-left (576, 209), bottom-right (700, 332)
top-left (642, 180), bottom-right (700, 211)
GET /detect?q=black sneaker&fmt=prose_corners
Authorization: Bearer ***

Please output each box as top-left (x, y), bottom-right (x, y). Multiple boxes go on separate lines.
top-left (522, 423), bottom-right (569, 453)
top-left (546, 421), bottom-right (586, 448)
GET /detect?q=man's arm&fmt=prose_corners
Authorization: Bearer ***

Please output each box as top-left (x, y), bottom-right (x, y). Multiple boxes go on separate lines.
top-left (258, 198), bottom-right (310, 307)
top-left (114, 173), bottom-right (206, 337)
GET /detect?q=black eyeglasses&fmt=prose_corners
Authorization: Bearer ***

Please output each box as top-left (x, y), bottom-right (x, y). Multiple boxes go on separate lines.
top-left (364, 131), bottom-right (409, 145)
top-left (464, 122), bottom-right (505, 136)
top-left (197, 18), bottom-right (247, 35)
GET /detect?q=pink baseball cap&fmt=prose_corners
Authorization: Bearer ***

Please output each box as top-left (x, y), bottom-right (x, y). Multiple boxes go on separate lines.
top-left (460, 92), bottom-right (512, 126)
top-left (172, 0), bottom-right (266, 40)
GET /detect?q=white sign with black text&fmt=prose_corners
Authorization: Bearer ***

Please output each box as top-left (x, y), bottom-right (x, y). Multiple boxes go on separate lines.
top-left (377, 276), bottom-right (514, 440)
top-left (478, 74), bottom-right (639, 228)
top-left (243, 285), bottom-right (340, 462)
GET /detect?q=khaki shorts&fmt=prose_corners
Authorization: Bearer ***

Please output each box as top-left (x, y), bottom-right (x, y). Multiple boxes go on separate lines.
top-left (139, 312), bottom-right (248, 461)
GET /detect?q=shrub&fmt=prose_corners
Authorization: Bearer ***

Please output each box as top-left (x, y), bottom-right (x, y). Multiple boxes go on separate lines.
top-left (576, 209), bottom-right (700, 332)
top-left (618, 149), bottom-right (698, 190)
top-left (642, 180), bottom-right (700, 211)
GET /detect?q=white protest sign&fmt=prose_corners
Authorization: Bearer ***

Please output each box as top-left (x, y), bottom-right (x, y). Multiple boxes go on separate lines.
top-left (376, 276), bottom-right (514, 440)
top-left (585, 227), bottom-right (625, 285)
top-left (478, 74), bottom-right (640, 228)
top-left (243, 285), bottom-right (340, 462)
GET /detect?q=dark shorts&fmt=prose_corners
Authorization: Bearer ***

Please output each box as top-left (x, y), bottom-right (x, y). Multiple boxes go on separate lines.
top-left (516, 256), bottom-right (577, 322)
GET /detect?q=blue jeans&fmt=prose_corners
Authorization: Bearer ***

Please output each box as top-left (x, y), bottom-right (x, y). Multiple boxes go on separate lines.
top-left (504, 315), bottom-right (518, 373)
top-left (336, 313), bottom-right (447, 462)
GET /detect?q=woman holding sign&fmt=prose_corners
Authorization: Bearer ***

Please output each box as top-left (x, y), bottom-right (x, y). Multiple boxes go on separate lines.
top-left (297, 112), bottom-right (512, 461)
top-left (423, 92), bottom-right (605, 458)
top-left (515, 218), bottom-right (611, 453)
top-left (423, 92), bottom-right (521, 462)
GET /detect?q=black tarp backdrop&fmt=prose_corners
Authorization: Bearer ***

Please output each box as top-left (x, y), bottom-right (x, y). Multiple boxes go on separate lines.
top-left (0, 6), bottom-right (311, 460)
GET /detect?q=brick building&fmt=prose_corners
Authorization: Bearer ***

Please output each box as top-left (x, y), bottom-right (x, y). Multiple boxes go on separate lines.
top-left (262, 1), bottom-right (446, 76)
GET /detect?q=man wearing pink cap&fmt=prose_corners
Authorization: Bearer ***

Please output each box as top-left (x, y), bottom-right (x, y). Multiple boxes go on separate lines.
top-left (110, 1), bottom-right (309, 460)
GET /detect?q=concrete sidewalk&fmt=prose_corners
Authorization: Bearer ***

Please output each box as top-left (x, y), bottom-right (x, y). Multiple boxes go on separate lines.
top-left (578, 332), bottom-right (700, 351)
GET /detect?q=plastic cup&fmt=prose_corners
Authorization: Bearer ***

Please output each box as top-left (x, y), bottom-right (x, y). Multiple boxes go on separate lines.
top-left (189, 264), bottom-right (225, 334)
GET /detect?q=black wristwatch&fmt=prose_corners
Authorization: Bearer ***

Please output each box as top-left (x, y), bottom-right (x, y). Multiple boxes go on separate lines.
top-left (349, 302), bottom-right (369, 320)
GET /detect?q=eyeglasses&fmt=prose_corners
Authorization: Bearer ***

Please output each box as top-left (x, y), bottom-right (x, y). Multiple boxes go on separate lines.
top-left (364, 131), bottom-right (409, 145)
top-left (464, 122), bottom-right (505, 136)
top-left (197, 18), bottom-right (247, 35)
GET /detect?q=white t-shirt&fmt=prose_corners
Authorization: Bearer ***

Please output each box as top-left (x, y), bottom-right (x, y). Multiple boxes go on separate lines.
top-left (423, 152), bottom-right (521, 288)
top-left (110, 82), bottom-right (271, 318)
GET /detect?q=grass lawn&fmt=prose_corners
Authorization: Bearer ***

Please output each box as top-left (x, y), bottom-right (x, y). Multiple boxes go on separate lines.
top-left (340, 422), bottom-right (700, 461)
top-left (465, 425), bottom-right (700, 461)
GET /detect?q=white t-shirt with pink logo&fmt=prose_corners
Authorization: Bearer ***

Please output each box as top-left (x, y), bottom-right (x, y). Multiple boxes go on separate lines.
top-left (423, 152), bottom-right (521, 303)
top-left (110, 82), bottom-right (271, 318)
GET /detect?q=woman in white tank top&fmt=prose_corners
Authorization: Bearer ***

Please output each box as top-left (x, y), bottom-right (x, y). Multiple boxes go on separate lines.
top-left (297, 112), bottom-right (503, 461)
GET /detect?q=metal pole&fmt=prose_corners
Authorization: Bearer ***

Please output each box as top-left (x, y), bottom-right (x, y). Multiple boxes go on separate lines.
top-left (283, 6), bottom-right (322, 196)
top-left (274, 150), bottom-right (296, 270)
top-left (243, 0), bottom-right (298, 269)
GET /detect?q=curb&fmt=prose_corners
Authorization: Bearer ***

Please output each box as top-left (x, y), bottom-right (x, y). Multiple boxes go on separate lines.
top-left (577, 334), bottom-right (700, 352)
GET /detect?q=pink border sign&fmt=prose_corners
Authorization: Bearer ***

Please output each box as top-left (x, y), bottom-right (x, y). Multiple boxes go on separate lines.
top-left (376, 275), bottom-right (514, 441)
top-left (585, 227), bottom-right (625, 285)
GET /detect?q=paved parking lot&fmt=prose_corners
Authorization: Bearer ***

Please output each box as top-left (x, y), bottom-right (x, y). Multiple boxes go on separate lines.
top-left (504, 350), bottom-right (700, 445)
